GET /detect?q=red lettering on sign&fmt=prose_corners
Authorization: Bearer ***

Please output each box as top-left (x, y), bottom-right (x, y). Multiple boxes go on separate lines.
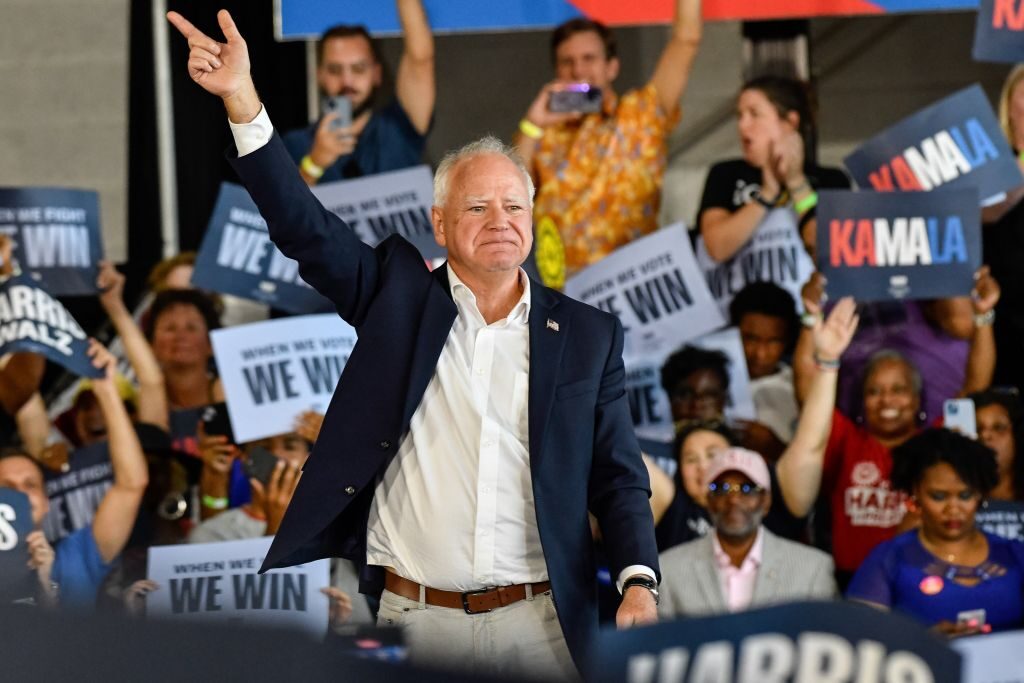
top-left (830, 219), bottom-right (855, 267)
top-left (854, 219), bottom-right (876, 266)
top-left (994, 0), bottom-right (1024, 30)
top-left (868, 165), bottom-right (895, 191)
top-left (892, 156), bottom-right (924, 191)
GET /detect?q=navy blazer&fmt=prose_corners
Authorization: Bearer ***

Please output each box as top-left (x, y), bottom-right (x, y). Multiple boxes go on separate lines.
top-left (229, 133), bottom-right (659, 666)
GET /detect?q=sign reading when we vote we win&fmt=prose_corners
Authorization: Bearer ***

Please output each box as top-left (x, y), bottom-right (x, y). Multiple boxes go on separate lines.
top-left (564, 224), bottom-right (725, 362)
top-left (818, 187), bottom-right (981, 302)
top-left (211, 314), bottom-right (356, 443)
top-left (147, 537), bottom-right (330, 637)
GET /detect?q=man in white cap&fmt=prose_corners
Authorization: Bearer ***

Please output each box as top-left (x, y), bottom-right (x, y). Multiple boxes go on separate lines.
top-left (658, 447), bottom-right (836, 618)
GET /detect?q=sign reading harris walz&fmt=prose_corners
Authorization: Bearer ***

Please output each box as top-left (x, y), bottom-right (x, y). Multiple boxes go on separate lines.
top-left (843, 84), bottom-right (1023, 205)
top-left (817, 188), bottom-right (980, 302)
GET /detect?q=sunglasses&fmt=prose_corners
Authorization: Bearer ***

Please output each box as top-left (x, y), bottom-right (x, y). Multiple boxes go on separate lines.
top-left (707, 481), bottom-right (764, 498)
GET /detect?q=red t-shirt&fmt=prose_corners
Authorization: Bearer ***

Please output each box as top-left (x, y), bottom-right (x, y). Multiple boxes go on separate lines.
top-left (823, 410), bottom-right (908, 573)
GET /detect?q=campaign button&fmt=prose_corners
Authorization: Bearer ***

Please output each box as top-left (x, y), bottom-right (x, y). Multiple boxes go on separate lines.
top-left (919, 575), bottom-right (944, 595)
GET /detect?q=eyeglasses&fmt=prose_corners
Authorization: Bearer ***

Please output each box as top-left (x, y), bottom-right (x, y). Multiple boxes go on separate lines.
top-left (671, 387), bottom-right (726, 405)
top-left (707, 482), bottom-right (764, 498)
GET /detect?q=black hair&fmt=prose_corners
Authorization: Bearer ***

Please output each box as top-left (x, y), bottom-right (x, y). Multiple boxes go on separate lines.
top-left (550, 18), bottom-right (618, 63)
top-left (728, 281), bottom-right (800, 354)
top-left (741, 75), bottom-right (818, 167)
top-left (143, 289), bottom-right (222, 342)
top-left (891, 428), bottom-right (999, 496)
top-left (673, 419), bottom-right (737, 462)
top-left (660, 346), bottom-right (731, 397)
top-left (317, 25), bottom-right (380, 66)
top-left (970, 389), bottom-right (1024, 500)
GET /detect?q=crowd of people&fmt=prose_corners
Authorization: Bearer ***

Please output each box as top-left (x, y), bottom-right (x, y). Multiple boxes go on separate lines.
top-left (3, 0), bottom-right (1024, 677)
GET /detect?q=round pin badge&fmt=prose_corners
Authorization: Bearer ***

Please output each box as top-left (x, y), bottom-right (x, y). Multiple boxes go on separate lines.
top-left (535, 216), bottom-right (566, 290)
top-left (919, 575), bottom-right (944, 595)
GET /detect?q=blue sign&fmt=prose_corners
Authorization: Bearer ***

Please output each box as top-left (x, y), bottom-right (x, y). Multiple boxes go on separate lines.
top-left (973, 0), bottom-right (1024, 63)
top-left (0, 188), bottom-right (103, 296)
top-left (0, 488), bottom-right (37, 604)
top-left (191, 184), bottom-right (334, 315)
top-left (592, 601), bottom-right (960, 683)
top-left (817, 188), bottom-right (981, 302)
top-left (42, 442), bottom-right (113, 544)
top-left (0, 274), bottom-right (103, 378)
top-left (843, 85), bottom-right (1023, 204)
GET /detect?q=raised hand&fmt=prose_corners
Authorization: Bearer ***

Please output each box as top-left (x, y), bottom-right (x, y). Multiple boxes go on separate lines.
top-left (0, 233), bottom-right (13, 277)
top-left (167, 10), bottom-right (253, 105)
top-left (971, 265), bottom-right (1000, 316)
top-left (814, 296), bottom-right (859, 363)
top-left (96, 261), bottom-right (126, 313)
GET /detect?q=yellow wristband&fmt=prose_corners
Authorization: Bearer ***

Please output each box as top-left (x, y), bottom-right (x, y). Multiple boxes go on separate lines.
top-left (519, 119), bottom-right (544, 140)
top-left (300, 155), bottom-right (325, 180)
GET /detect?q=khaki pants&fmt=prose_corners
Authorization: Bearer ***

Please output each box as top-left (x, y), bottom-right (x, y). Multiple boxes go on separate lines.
top-left (377, 588), bottom-right (577, 681)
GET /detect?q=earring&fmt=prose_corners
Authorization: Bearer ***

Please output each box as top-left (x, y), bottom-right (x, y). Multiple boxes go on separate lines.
top-left (918, 410), bottom-right (928, 424)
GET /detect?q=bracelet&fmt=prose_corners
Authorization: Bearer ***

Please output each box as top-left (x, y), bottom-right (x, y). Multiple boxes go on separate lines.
top-left (300, 155), bottom-right (325, 180)
top-left (518, 119), bottom-right (544, 140)
top-left (813, 353), bottom-right (841, 371)
top-left (974, 309), bottom-right (996, 327)
top-left (801, 311), bottom-right (821, 329)
top-left (753, 191), bottom-right (780, 209)
top-left (787, 179), bottom-right (811, 195)
top-left (201, 494), bottom-right (229, 510)
top-left (794, 192), bottom-right (819, 215)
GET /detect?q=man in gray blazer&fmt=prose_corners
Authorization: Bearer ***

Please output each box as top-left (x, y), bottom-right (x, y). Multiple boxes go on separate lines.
top-left (658, 448), bottom-right (836, 618)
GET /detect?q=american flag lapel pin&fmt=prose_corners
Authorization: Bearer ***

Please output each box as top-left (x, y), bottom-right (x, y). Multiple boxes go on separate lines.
top-left (546, 318), bottom-right (559, 332)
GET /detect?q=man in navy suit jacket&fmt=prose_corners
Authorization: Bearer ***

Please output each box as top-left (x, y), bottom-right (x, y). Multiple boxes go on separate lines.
top-left (169, 10), bottom-right (660, 677)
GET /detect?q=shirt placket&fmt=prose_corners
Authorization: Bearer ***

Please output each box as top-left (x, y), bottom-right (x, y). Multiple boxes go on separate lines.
top-left (471, 323), bottom-right (499, 587)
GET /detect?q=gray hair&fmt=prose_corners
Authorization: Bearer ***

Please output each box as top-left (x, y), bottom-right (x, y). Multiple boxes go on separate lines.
top-left (433, 135), bottom-right (535, 208)
top-left (862, 349), bottom-right (923, 398)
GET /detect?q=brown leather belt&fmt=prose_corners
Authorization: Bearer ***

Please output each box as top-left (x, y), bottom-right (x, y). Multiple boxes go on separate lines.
top-left (385, 570), bottom-right (551, 615)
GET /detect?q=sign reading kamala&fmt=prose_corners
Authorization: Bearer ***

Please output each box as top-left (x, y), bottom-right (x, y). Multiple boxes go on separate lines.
top-left (0, 274), bottom-right (101, 378)
top-left (311, 165), bottom-right (445, 262)
top-left (818, 188), bottom-right (980, 302)
top-left (564, 224), bottom-right (725, 362)
top-left (844, 85), bottom-right (1022, 205)
top-left (0, 488), bottom-right (36, 605)
top-left (973, 0), bottom-right (1024, 63)
top-left (147, 536), bottom-right (330, 637)
top-left (0, 188), bottom-right (103, 296)
top-left (211, 314), bottom-right (357, 443)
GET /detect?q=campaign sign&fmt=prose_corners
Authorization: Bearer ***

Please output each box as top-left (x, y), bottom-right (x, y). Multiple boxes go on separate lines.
top-left (0, 188), bottom-right (102, 296)
top-left (42, 442), bottom-right (113, 544)
top-left (817, 188), bottom-right (981, 302)
top-left (147, 536), bottom-right (330, 637)
top-left (843, 85), bottom-right (1022, 205)
top-left (0, 488), bottom-right (36, 605)
top-left (191, 184), bottom-right (333, 315)
top-left (593, 601), bottom-right (960, 683)
top-left (691, 327), bottom-right (757, 421)
top-left (311, 165), bottom-right (445, 261)
top-left (954, 630), bottom-right (1024, 683)
top-left (564, 224), bottom-right (725, 362)
top-left (626, 361), bottom-right (674, 446)
top-left (211, 314), bottom-right (356, 443)
top-left (973, 0), bottom-right (1024, 63)
top-left (975, 498), bottom-right (1024, 541)
top-left (697, 208), bottom-right (815, 315)
top-left (0, 274), bottom-right (102, 378)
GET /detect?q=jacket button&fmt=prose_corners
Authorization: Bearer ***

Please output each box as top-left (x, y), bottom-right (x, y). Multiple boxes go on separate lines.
top-left (379, 440), bottom-right (391, 450)
top-left (344, 486), bottom-right (356, 495)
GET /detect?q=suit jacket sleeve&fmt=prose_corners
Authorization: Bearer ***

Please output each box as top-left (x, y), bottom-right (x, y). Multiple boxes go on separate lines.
top-left (228, 133), bottom-right (382, 327)
top-left (588, 317), bottom-right (660, 582)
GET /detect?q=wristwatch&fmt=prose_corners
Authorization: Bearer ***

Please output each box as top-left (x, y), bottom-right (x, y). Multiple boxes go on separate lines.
top-left (623, 576), bottom-right (659, 605)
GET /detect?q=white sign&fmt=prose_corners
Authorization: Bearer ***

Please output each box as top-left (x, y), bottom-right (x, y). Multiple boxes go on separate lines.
top-left (565, 223), bottom-right (725, 362)
top-left (147, 536), bottom-right (330, 637)
top-left (691, 327), bottom-right (756, 420)
top-left (211, 314), bottom-right (357, 442)
top-left (954, 630), bottom-right (1024, 683)
top-left (625, 360), bottom-right (674, 445)
top-left (697, 209), bottom-right (814, 314)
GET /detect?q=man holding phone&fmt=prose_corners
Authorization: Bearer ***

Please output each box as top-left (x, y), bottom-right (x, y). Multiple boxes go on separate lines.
top-left (514, 0), bottom-right (703, 287)
top-left (285, 0), bottom-right (435, 186)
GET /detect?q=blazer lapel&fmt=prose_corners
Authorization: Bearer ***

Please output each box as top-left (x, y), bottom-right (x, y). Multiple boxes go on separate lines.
top-left (528, 279), bottom-right (567, 471)
top-left (400, 263), bottom-right (457, 427)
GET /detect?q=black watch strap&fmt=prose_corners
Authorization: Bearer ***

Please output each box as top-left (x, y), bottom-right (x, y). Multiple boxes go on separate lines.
top-left (623, 576), bottom-right (659, 604)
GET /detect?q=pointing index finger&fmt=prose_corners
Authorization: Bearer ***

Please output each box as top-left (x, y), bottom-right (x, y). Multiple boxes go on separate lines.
top-left (166, 11), bottom-right (200, 40)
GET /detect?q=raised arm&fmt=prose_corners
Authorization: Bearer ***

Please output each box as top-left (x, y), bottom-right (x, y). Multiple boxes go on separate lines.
top-left (961, 266), bottom-right (1000, 396)
top-left (793, 272), bottom-right (825, 405)
top-left (648, 0), bottom-right (702, 114)
top-left (97, 262), bottom-right (168, 430)
top-left (87, 340), bottom-right (149, 563)
top-left (776, 297), bottom-right (858, 518)
top-left (394, 0), bottom-right (435, 134)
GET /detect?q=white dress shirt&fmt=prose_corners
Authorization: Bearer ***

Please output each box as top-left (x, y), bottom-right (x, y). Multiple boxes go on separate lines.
top-left (229, 106), bottom-right (654, 593)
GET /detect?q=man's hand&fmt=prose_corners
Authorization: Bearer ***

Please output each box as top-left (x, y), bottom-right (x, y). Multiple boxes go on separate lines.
top-left (250, 459), bottom-right (300, 535)
top-left (616, 584), bottom-right (658, 629)
top-left (26, 530), bottom-right (56, 599)
top-left (523, 81), bottom-right (584, 130)
top-left (310, 115), bottom-right (358, 170)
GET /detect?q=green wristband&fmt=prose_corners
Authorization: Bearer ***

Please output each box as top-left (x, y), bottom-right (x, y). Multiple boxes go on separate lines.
top-left (202, 494), bottom-right (229, 510)
top-left (794, 192), bottom-right (818, 215)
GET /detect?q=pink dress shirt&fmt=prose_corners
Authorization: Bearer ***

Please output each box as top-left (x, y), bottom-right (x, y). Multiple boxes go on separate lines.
top-left (711, 527), bottom-right (765, 612)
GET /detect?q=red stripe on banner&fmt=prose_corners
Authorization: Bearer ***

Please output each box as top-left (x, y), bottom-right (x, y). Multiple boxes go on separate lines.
top-left (565, 0), bottom-right (675, 25)
top-left (704, 0), bottom-right (885, 21)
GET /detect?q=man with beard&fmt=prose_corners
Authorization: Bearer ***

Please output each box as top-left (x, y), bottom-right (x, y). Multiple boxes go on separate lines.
top-left (285, 0), bottom-right (434, 186)
top-left (657, 448), bottom-right (836, 617)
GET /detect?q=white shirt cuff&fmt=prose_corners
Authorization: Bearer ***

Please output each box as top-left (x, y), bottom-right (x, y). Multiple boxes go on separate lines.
top-left (617, 565), bottom-right (657, 594)
top-left (228, 104), bottom-right (274, 157)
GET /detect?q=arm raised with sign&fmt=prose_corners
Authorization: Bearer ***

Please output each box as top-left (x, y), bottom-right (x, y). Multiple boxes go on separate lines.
top-left (168, 10), bottom-right (383, 326)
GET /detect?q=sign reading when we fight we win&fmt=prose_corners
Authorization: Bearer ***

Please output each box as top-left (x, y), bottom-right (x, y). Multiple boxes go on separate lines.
top-left (817, 188), bottom-right (981, 302)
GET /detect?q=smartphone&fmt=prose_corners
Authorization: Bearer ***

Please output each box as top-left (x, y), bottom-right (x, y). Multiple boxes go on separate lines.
top-left (244, 445), bottom-right (280, 487)
top-left (323, 95), bottom-right (353, 131)
top-left (548, 84), bottom-right (602, 113)
top-left (943, 398), bottom-right (977, 439)
top-left (200, 402), bottom-right (236, 444)
top-left (956, 608), bottom-right (986, 628)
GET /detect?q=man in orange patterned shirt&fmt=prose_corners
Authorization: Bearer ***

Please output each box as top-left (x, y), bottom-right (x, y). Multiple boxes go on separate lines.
top-left (515, 0), bottom-right (703, 288)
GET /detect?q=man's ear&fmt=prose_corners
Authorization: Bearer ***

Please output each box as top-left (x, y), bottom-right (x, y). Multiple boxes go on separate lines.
top-left (785, 110), bottom-right (800, 130)
top-left (607, 56), bottom-right (620, 84)
top-left (432, 206), bottom-right (446, 247)
top-left (372, 62), bottom-right (383, 89)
